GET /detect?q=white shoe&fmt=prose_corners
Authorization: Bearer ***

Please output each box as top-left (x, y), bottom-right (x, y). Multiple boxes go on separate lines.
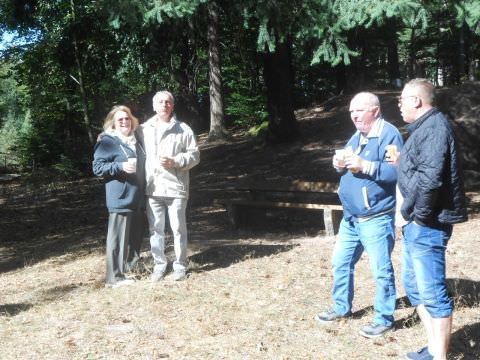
top-left (106, 278), bottom-right (135, 289)
top-left (173, 269), bottom-right (187, 281)
top-left (151, 270), bottom-right (166, 282)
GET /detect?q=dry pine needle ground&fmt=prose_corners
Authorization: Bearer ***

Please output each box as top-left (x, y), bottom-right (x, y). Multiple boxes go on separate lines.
top-left (1, 217), bottom-right (479, 359)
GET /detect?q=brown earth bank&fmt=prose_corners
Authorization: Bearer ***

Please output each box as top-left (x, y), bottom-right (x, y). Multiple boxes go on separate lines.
top-left (0, 87), bottom-right (479, 359)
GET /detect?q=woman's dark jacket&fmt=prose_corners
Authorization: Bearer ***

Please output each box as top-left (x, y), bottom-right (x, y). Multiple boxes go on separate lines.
top-left (397, 108), bottom-right (467, 226)
top-left (92, 134), bottom-right (146, 213)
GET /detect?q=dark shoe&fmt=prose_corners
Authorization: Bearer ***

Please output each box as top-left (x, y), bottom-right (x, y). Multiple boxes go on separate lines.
top-left (150, 270), bottom-right (166, 282)
top-left (359, 322), bottom-right (394, 338)
top-left (172, 269), bottom-right (187, 281)
top-left (314, 308), bottom-right (351, 323)
top-left (405, 347), bottom-right (433, 360)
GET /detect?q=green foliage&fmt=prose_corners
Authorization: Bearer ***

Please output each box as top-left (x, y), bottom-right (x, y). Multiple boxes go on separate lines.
top-left (1, 0), bottom-right (480, 175)
top-left (225, 91), bottom-right (268, 127)
top-left (311, 34), bottom-right (359, 66)
top-left (393, 0), bottom-right (480, 83)
top-left (0, 61), bottom-right (27, 127)
top-left (144, 0), bottom-right (207, 23)
top-left (0, 60), bottom-right (29, 167)
top-left (220, 17), bottom-right (267, 128)
top-left (455, 0), bottom-right (480, 35)
top-left (256, 22), bottom-right (276, 52)
top-left (106, 0), bottom-right (207, 27)
top-left (243, 0), bottom-right (428, 67)
top-left (247, 120), bottom-right (269, 137)
top-left (52, 154), bottom-right (82, 179)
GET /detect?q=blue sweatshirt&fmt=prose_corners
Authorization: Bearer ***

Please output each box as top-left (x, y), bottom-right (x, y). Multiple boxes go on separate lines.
top-left (338, 118), bottom-right (403, 222)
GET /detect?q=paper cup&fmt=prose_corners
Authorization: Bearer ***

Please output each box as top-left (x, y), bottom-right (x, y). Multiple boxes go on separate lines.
top-left (385, 144), bottom-right (398, 158)
top-left (127, 157), bottom-right (137, 172)
top-left (335, 149), bottom-right (346, 167)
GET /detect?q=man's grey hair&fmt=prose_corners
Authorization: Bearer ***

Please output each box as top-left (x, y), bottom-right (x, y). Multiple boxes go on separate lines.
top-left (405, 78), bottom-right (435, 105)
top-left (351, 92), bottom-right (381, 109)
top-left (152, 90), bottom-right (175, 106)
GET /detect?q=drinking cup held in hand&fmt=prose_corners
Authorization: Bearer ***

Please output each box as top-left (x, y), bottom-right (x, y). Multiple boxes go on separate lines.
top-left (335, 149), bottom-right (346, 167)
top-left (385, 144), bottom-right (398, 159)
top-left (127, 157), bottom-right (137, 173)
top-left (344, 146), bottom-right (354, 158)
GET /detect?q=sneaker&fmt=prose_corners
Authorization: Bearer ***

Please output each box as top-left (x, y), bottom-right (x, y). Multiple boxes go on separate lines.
top-left (314, 308), bottom-right (352, 323)
top-left (359, 322), bottom-right (394, 338)
top-left (405, 347), bottom-right (433, 360)
top-left (151, 270), bottom-right (166, 282)
top-left (105, 278), bottom-right (135, 289)
top-left (172, 269), bottom-right (187, 281)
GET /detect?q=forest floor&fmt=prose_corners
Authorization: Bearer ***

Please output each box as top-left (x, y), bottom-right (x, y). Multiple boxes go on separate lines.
top-left (1, 90), bottom-right (480, 360)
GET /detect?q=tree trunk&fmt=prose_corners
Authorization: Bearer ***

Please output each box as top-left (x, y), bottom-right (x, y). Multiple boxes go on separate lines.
top-left (262, 39), bottom-right (298, 143)
top-left (171, 26), bottom-right (205, 131)
top-left (407, 28), bottom-right (416, 79)
top-left (469, 60), bottom-right (478, 81)
top-left (70, 0), bottom-right (94, 145)
top-left (458, 21), bottom-right (469, 82)
top-left (386, 19), bottom-right (401, 88)
top-left (335, 63), bottom-right (346, 94)
top-left (207, 0), bottom-right (227, 141)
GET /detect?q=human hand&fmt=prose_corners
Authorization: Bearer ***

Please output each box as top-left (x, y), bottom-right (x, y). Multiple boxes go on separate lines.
top-left (160, 156), bottom-right (175, 168)
top-left (345, 153), bottom-right (362, 173)
top-left (333, 154), bottom-right (346, 169)
top-left (333, 146), bottom-right (354, 169)
top-left (385, 145), bottom-right (400, 165)
top-left (122, 161), bottom-right (136, 174)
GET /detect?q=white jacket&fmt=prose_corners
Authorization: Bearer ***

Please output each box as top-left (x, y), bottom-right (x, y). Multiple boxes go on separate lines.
top-left (138, 115), bottom-right (200, 199)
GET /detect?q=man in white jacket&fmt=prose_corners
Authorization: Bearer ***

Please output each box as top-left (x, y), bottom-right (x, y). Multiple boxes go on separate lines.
top-left (139, 91), bottom-right (200, 281)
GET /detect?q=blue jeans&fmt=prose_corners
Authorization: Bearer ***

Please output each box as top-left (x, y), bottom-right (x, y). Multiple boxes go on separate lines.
top-left (402, 221), bottom-right (453, 318)
top-left (332, 214), bottom-right (396, 327)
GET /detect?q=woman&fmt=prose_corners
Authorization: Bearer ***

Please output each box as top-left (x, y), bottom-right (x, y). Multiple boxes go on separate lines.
top-left (93, 105), bottom-right (145, 288)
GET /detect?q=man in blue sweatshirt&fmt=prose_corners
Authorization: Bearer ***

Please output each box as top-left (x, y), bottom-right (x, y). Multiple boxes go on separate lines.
top-left (315, 92), bottom-right (403, 339)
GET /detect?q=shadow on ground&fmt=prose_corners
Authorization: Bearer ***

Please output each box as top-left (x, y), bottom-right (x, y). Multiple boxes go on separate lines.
top-left (188, 244), bottom-right (298, 273)
top-left (448, 278), bottom-right (480, 309)
top-left (0, 283), bottom-right (83, 317)
top-left (37, 284), bottom-right (83, 303)
top-left (0, 303), bottom-right (33, 317)
top-left (350, 296), bottom-right (421, 329)
top-left (450, 322), bottom-right (480, 359)
top-left (0, 178), bottom-right (107, 273)
top-left (1, 90), bottom-right (479, 277)
top-left (354, 278), bottom-right (480, 332)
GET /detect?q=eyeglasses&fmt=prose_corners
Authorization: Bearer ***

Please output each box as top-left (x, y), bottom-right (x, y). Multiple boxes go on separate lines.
top-left (397, 95), bottom-right (417, 103)
top-left (116, 117), bottom-right (131, 122)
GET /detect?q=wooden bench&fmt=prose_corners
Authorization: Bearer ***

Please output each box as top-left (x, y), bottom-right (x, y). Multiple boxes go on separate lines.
top-left (218, 180), bottom-right (343, 236)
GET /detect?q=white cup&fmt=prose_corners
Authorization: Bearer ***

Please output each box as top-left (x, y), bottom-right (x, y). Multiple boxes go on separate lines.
top-left (335, 149), bottom-right (346, 167)
top-left (127, 157), bottom-right (137, 173)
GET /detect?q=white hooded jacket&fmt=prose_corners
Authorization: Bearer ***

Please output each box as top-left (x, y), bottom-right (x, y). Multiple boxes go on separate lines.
top-left (138, 115), bottom-right (200, 199)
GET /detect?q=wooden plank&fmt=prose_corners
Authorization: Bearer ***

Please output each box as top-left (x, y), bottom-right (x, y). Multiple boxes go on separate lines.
top-left (234, 180), bottom-right (339, 193)
top-left (290, 180), bottom-right (338, 192)
top-left (323, 208), bottom-right (343, 236)
top-left (219, 199), bottom-right (343, 235)
top-left (216, 181), bottom-right (342, 234)
top-left (223, 199), bottom-right (343, 211)
top-left (247, 190), bottom-right (340, 205)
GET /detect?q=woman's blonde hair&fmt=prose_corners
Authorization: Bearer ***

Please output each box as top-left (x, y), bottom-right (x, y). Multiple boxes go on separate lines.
top-left (103, 105), bottom-right (139, 132)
